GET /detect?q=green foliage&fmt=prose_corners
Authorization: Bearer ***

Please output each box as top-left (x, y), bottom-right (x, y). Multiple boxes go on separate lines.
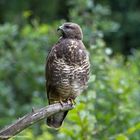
top-left (0, 0), bottom-right (140, 140)
top-left (0, 22), bottom-right (55, 126)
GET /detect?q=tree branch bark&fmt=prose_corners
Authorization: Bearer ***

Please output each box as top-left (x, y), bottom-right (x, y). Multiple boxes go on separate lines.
top-left (0, 102), bottom-right (74, 140)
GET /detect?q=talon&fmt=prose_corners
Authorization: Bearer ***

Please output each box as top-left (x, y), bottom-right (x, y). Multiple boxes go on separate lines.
top-left (67, 97), bottom-right (76, 105)
top-left (73, 100), bottom-right (76, 105)
top-left (59, 100), bottom-right (65, 107)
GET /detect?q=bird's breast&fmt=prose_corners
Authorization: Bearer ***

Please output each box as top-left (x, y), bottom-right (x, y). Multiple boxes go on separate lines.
top-left (48, 39), bottom-right (90, 99)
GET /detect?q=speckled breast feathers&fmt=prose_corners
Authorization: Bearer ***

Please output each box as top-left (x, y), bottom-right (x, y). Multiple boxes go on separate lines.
top-left (46, 39), bottom-right (90, 102)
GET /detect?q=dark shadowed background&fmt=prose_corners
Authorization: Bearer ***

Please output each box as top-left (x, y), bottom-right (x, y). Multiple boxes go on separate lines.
top-left (0, 0), bottom-right (140, 139)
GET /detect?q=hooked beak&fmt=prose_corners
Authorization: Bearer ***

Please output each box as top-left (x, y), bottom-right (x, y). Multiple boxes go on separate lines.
top-left (57, 25), bottom-right (63, 32)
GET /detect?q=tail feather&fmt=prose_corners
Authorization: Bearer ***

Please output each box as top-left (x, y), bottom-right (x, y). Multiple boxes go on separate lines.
top-left (46, 111), bottom-right (68, 128)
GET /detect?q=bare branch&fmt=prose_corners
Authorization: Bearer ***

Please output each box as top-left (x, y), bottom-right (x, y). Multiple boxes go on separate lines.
top-left (0, 102), bottom-right (74, 140)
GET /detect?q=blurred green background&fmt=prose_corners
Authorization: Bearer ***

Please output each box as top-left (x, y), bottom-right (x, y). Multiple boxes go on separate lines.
top-left (0, 0), bottom-right (140, 139)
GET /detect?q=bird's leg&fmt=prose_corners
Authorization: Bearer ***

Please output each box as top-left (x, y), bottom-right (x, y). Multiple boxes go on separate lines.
top-left (67, 97), bottom-right (76, 105)
top-left (59, 98), bottom-right (65, 107)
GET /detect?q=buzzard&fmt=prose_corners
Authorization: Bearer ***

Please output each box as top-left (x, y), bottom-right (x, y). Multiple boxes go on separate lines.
top-left (45, 22), bottom-right (90, 128)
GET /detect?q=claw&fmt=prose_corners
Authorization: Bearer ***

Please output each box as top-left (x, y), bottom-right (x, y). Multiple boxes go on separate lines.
top-left (72, 99), bottom-right (76, 105)
top-left (67, 97), bottom-right (76, 105)
top-left (59, 99), bottom-right (65, 107)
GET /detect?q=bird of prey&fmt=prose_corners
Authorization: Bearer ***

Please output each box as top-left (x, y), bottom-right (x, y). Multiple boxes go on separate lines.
top-left (45, 22), bottom-right (90, 128)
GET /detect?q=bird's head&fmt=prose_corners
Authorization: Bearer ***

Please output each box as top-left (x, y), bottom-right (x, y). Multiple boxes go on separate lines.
top-left (57, 22), bottom-right (83, 40)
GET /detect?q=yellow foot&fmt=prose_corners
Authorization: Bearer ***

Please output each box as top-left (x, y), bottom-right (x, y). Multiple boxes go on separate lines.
top-left (59, 100), bottom-right (65, 107)
top-left (67, 97), bottom-right (76, 105)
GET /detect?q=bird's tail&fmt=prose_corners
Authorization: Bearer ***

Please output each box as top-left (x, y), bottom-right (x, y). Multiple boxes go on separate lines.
top-left (46, 111), bottom-right (68, 128)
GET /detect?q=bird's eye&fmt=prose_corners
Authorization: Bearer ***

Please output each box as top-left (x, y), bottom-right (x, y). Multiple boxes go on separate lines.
top-left (65, 25), bottom-right (71, 29)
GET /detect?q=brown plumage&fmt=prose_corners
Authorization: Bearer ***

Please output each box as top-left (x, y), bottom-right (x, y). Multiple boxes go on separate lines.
top-left (45, 22), bottom-right (90, 128)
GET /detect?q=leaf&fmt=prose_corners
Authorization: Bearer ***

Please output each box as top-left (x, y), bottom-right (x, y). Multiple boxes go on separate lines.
top-left (116, 134), bottom-right (129, 140)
